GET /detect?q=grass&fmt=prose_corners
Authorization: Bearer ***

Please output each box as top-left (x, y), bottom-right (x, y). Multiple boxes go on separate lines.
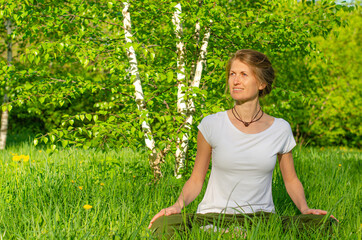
top-left (0, 138), bottom-right (360, 239)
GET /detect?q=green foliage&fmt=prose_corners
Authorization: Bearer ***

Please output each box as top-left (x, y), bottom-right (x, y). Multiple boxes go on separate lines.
top-left (0, 0), bottom-right (357, 162)
top-left (305, 8), bottom-right (362, 147)
top-left (0, 143), bottom-right (360, 238)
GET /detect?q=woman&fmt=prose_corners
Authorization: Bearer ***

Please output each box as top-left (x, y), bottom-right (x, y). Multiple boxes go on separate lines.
top-left (148, 49), bottom-right (337, 238)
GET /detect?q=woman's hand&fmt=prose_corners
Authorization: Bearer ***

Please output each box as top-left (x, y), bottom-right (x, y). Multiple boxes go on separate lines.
top-left (278, 153), bottom-right (339, 222)
top-left (148, 204), bottom-right (182, 229)
top-left (148, 131), bottom-right (211, 230)
top-left (301, 208), bottom-right (339, 222)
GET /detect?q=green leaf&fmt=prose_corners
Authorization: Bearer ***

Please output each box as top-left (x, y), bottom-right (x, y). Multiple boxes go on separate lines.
top-left (44, 54), bottom-right (49, 62)
top-left (86, 114), bottom-right (92, 121)
top-left (83, 142), bottom-right (91, 150)
top-left (167, 71), bottom-right (174, 83)
top-left (108, 116), bottom-right (115, 122)
top-left (24, 83), bottom-right (33, 90)
top-left (35, 56), bottom-right (40, 65)
top-left (28, 54), bottom-right (34, 63)
top-left (93, 115), bottom-right (98, 122)
top-left (62, 140), bottom-right (68, 148)
top-left (83, 59), bottom-right (89, 67)
top-left (247, 11), bottom-right (254, 17)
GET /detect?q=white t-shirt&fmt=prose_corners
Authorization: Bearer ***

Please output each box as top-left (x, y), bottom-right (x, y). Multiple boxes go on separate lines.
top-left (196, 111), bottom-right (296, 214)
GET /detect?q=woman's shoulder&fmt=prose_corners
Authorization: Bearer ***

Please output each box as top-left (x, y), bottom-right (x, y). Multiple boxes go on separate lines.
top-left (270, 117), bottom-right (293, 133)
top-left (273, 117), bottom-right (292, 126)
top-left (200, 111), bottom-right (226, 122)
top-left (201, 111), bottom-right (226, 124)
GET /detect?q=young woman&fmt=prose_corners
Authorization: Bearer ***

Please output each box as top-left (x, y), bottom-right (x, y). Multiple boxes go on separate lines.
top-left (148, 49), bottom-right (337, 238)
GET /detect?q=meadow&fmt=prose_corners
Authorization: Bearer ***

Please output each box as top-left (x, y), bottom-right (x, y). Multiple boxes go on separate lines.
top-left (0, 137), bottom-right (360, 239)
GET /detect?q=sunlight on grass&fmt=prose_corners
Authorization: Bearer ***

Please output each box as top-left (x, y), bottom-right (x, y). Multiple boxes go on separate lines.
top-left (0, 142), bottom-right (360, 239)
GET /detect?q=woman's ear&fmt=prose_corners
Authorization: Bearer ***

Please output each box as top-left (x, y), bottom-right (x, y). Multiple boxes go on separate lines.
top-left (259, 82), bottom-right (267, 90)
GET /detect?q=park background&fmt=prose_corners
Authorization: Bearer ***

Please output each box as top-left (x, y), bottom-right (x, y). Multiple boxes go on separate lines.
top-left (0, 0), bottom-right (361, 239)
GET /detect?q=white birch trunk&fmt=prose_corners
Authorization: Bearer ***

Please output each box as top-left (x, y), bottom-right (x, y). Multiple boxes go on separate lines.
top-left (190, 21), bottom-right (201, 80)
top-left (188, 23), bottom-right (212, 112)
top-left (0, 19), bottom-right (12, 150)
top-left (174, 20), bottom-right (212, 178)
top-left (172, 3), bottom-right (189, 178)
top-left (122, 2), bottom-right (160, 178)
top-left (173, 3), bottom-right (186, 114)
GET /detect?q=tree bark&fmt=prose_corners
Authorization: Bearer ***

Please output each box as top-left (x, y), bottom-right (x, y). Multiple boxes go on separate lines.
top-left (172, 3), bottom-right (189, 178)
top-left (172, 3), bottom-right (186, 114)
top-left (0, 19), bottom-right (12, 150)
top-left (189, 22), bottom-right (212, 112)
top-left (122, 2), bottom-right (160, 179)
top-left (173, 16), bottom-right (212, 178)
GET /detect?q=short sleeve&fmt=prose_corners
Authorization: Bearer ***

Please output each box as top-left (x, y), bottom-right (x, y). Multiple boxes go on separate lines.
top-left (197, 115), bottom-right (214, 147)
top-left (279, 120), bottom-right (297, 154)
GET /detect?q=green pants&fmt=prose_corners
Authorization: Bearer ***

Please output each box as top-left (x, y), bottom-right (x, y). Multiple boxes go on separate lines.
top-left (150, 212), bottom-right (337, 239)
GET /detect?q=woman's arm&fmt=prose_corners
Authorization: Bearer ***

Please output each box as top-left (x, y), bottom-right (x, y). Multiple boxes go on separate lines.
top-left (148, 131), bottom-right (212, 228)
top-left (278, 152), bottom-right (331, 216)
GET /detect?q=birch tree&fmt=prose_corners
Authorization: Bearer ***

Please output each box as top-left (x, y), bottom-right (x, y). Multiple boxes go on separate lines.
top-left (122, 2), bottom-right (166, 179)
top-left (172, 3), bottom-right (187, 178)
top-left (172, 2), bottom-right (212, 178)
top-left (0, 19), bottom-right (12, 150)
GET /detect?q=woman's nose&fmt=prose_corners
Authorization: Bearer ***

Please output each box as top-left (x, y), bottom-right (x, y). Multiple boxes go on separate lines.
top-left (233, 75), bottom-right (241, 85)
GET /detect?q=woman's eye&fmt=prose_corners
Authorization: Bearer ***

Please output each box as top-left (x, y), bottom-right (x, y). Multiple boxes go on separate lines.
top-left (242, 73), bottom-right (247, 77)
top-left (230, 72), bottom-right (235, 76)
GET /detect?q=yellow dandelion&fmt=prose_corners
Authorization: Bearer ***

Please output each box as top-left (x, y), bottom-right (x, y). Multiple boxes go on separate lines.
top-left (12, 155), bottom-right (22, 161)
top-left (23, 155), bottom-right (30, 162)
top-left (71, 180), bottom-right (75, 183)
top-left (83, 204), bottom-right (92, 210)
top-left (78, 186), bottom-right (83, 190)
top-left (100, 183), bottom-right (105, 186)
top-left (133, 175), bottom-right (136, 178)
top-left (32, 160), bottom-right (35, 163)
top-left (39, 150), bottom-right (42, 153)
top-left (338, 164), bottom-right (342, 167)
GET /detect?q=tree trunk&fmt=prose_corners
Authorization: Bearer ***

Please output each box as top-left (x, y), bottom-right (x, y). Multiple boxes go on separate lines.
top-left (172, 3), bottom-right (189, 178)
top-left (122, 2), bottom-right (160, 179)
top-left (0, 19), bottom-right (12, 150)
top-left (189, 22), bottom-right (212, 112)
top-left (174, 18), bottom-right (212, 178)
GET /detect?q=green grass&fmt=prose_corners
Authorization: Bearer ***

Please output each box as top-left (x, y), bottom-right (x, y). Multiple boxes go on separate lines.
top-left (0, 140), bottom-right (360, 239)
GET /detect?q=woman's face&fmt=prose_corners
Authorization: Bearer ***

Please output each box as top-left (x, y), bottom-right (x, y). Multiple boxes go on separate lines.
top-left (228, 59), bottom-right (265, 103)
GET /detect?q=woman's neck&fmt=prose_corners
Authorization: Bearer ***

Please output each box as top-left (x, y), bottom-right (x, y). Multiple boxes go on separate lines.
top-left (233, 99), bottom-right (261, 122)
